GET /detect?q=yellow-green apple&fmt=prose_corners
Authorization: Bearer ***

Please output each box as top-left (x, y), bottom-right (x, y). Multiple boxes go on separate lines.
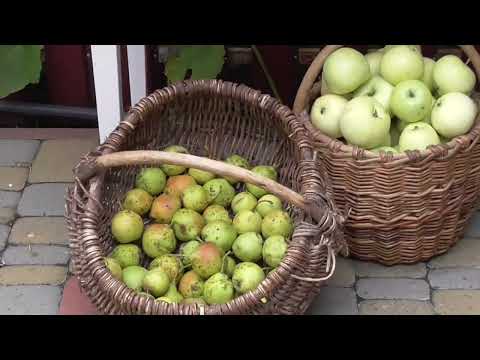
top-left (382, 45), bottom-right (422, 54)
top-left (353, 75), bottom-right (394, 113)
top-left (421, 57), bottom-right (436, 91)
top-left (380, 45), bottom-right (424, 85)
top-left (391, 80), bottom-right (433, 123)
top-left (431, 92), bottom-right (478, 139)
top-left (323, 48), bottom-right (371, 95)
top-left (433, 55), bottom-right (476, 96)
top-left (365, 51), bottom-right (384, 76)
top-left (310, 94), bottom-right (348, 138)
top-left (399, 122), bottom-right (441, 152)
top-left (339, 96), bottom-right (391, 149)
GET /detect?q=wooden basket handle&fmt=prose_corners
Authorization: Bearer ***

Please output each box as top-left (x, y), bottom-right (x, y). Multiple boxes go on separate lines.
top-left (293, 45), bottom-right (480, 115)
top-left (75, 150), bottom-right (320, 220)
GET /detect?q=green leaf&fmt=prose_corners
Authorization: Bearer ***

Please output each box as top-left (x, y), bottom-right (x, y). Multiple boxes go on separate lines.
top-left (0, 45), bottom-right (42, 99)
top-left (165, 54), bottom-right (189, 83)
top-left (164, 45), bottom-right (225, 83)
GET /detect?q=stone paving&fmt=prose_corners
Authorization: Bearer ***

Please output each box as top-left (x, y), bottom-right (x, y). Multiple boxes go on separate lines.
top-left (0, 137), bottom-right (479, 315)
top-left (0, 138), bottom-right (97, 315)
top-left (307, 232), bottom-right (480, 315)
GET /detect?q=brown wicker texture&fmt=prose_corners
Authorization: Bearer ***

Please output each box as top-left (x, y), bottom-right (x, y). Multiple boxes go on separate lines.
top-left (293, 45), bottom-right (480, 266)
top-left (66, 79), bottom-right (345, 315)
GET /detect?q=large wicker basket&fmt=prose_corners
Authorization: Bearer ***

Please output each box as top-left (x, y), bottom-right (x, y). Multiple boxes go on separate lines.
top-left (293, 45), bottom-right (480, 266)
top-left (66, 79), bottom-right (344, 315)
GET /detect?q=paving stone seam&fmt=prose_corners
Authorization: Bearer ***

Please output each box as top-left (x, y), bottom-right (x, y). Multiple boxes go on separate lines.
top-left (2, 142), bottom-right (96, 313)
top-left (1, 242), bottom-right (70, 256)
top-left (325, 258), bottom-right (475, 315)
top-left (426, 268), bottom-right (436, 313)
top-left (355, 277), bottom-right (432, 301)
top-left (427, 264), bottom-right (480, 269)
top-left (28, 140), bottom-right (42, 171)
top-left (357, 274), bottom-right (429, 279)
top-left (353, 275), bottom-right (363, 308)
top-left (5, 242), bottom-right (70, 249)
top-left (359, 267), bottom-right (438, 314)
top-left (0, 265), bottom-right (69, 286)
top-left (0, 166), bottom-right (30, 192)
top-left (5, 215), bottom-right (67, 230)
top-left (357, 299), bottom-right (439, 315)
top-left (423, 267), bottom-right (438, 314)
top-left (24, 182), bottom-right (74, 186)
top-left (427, 267), bottom-right (480, 292)
top-left (0, 225), bottom-right (12, 263)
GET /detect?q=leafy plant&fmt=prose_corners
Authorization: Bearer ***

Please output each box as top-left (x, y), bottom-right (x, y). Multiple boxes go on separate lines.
top-left (0, 45), bottom-right (43, 99)
top-left (164, 45), bottom-right (225, 83)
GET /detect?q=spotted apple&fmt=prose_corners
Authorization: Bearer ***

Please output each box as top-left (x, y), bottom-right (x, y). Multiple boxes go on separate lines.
top-left (310, 94), bottom-right (348, 138)
top-left (353, 75), bottom-right (394, 114)
top-left (391, 80), bottom-right (433, 123)
top-left (398, 122), bottom-right (441, 152)
top-left (339, 96), bottom-right (391, 150)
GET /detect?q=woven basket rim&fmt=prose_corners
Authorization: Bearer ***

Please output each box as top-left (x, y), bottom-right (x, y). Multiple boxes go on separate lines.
top-left (293, 45), bottom-right (480, 164)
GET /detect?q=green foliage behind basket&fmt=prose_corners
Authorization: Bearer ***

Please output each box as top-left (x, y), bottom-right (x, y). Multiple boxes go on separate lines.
top-left (0, 45), bottom-right (43, 99)
top-left (164, 45), bottom-right (225, 83)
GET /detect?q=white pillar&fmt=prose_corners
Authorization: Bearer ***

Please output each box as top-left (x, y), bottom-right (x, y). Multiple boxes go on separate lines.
top-left (127, 45), bottom-right (147, 106)
top-left (91, 45), bottom-right (124, 143)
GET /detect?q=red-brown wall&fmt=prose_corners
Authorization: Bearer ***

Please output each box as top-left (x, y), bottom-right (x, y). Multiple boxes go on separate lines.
top-left (5, 45), bottom-right (480, 111)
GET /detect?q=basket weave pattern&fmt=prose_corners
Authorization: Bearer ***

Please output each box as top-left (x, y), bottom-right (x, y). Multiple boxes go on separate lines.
top-left (66, 80), bottom-right (344, 315)
top-left (294, 45), bottom-right (480, 265)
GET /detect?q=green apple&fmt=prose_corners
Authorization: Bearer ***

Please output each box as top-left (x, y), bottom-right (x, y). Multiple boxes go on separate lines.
top-left (433, 55), bottom-right (476, 96)
top-left (321, 70), bottom-right (353, 99)
top-left (398, 122), bottom-right (441, 152)
top-left (397, 98), bottom-right (434, 132)
top-left (323, 48), bottom-right (371, 95)
top-left (310, 95), bottom-right (348, 138)
top-left (353, 75), bottom-right (394, 113)
top-left (380, 45), bottom-right (424, 85)
top-left (320, 74), bottom-right (330, 96)
top-left (431, 92), bottom-right (478, 139)
top-left (365, 51), bottom-right (384, 76)
top-left (339, 96), bottom-right (391, 150)
top-left (383, 45), bottom-right (422, 55)
top-left (422, 57), bottom-right (436, 91)
top-left (391, 80), bottom-right (433, 123)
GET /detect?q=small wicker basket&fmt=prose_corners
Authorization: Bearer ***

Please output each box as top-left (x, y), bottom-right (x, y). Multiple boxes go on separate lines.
top-left (293, 45), bottom-right (480, 265)
top-left (66, 79), bottom-right (344, 315)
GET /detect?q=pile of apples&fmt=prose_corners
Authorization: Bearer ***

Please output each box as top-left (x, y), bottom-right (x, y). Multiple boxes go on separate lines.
top-left (102, 145), bottom-right (293, 306)
top-left (310, 45), bottom-right (479, 154)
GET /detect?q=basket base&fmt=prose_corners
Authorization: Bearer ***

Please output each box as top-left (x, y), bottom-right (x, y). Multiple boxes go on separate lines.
top-left (342, 234), bottom-right (464, 266)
